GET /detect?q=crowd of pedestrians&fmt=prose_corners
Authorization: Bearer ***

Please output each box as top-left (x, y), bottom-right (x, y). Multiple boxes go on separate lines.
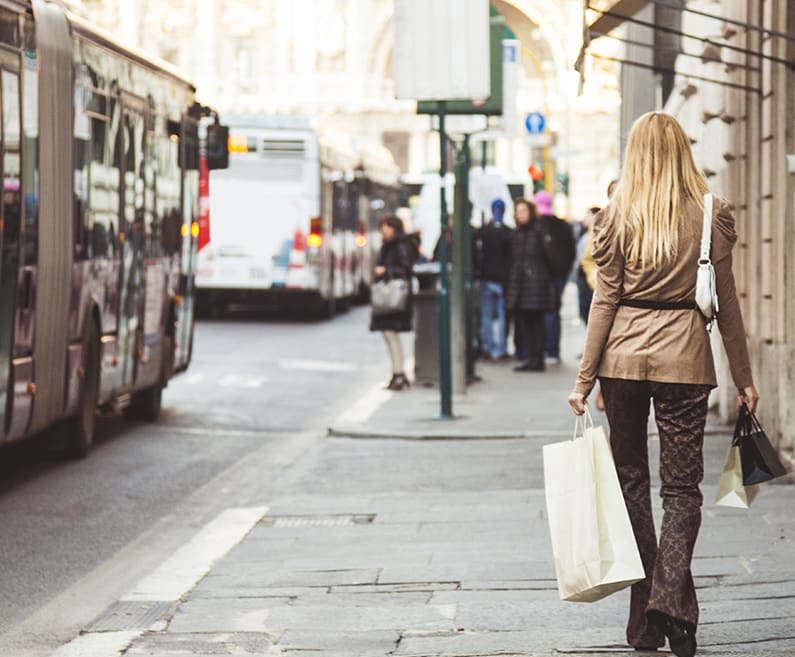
top-left (474, 189), bottom-right (585, 372)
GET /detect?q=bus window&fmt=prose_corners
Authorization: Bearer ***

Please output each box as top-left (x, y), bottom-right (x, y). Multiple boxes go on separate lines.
top-left (0, 9), bottom-right (20, 48)
top-left (21, 46), bottom-right (37, 266)
top-left (1, 68), bottom-right (22, 435)
top-left (156, 127), bottom-right (181, 257)
top-left (2, 69), bottom-right (21, 269)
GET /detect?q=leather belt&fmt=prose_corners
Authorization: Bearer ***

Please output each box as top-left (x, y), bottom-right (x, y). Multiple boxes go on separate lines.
top-left (618, 299), bottom-right (697, 311)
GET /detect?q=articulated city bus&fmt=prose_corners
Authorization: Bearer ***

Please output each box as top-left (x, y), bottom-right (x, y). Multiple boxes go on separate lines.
top-left (195, 116), bottom-right (401, 317)
top-left (0, 0), bottom-right (227, 457)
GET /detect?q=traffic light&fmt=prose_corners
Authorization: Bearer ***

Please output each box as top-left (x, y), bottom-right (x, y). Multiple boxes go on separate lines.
top-left (528, 164), bottom-right (544, 192)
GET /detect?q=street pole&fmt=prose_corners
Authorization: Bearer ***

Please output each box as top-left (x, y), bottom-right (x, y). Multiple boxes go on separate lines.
top-left (437, 102), bottom-right (453, 418)
top-left (451, 139), bottom-right (468, 395)
top-left (480, 140), bottom-right (487, 227)
top-left (461, 134), bottom-right (476, 382)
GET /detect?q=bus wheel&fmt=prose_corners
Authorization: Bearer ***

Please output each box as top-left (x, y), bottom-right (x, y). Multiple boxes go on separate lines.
top-left (65, 323), bottom-right (100, 459)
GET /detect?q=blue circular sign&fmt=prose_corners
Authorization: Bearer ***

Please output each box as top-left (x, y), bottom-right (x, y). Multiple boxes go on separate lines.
top-left (525, 112), bottom-right (546, 135)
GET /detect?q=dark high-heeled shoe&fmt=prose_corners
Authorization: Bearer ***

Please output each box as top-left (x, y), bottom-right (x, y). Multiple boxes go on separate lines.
top-left (647, 611), bottom-right (696, 657)
top-left (387, 374), bottom-right (407, 391)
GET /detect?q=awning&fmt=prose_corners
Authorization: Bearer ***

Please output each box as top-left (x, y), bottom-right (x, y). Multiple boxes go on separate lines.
top-left (588, 0), bottom-right (651, 38)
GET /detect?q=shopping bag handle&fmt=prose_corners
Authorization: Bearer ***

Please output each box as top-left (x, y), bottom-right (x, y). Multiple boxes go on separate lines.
top-left (573, 408), bottom-right (595, 440)
top-left (733, 402), bottom-right (762, 444)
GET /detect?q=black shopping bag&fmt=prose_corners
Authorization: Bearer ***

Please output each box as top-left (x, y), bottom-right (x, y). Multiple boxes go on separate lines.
top-left (734, 404), bottom-right (788, 486)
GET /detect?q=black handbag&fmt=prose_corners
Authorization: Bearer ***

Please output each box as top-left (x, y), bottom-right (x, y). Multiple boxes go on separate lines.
top-left (734, 404), bottom-right (788, 486)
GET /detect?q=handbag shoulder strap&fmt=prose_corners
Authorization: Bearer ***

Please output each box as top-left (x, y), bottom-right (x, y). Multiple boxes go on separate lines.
top-left (700, 193), bottom-right (713, 265)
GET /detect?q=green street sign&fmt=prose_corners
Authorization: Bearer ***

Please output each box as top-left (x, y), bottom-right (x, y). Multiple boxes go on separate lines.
top-left (417, 12), bottom-right (505, 116)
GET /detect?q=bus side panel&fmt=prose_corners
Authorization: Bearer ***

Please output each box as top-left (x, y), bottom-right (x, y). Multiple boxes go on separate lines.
top-left (28, 0), bottom-right (74, 435)
top-left (134, 259), bottom-right (168, 389)
top-left (5, 357), bottom-right (33, 442)
top-left (98, 335), bottom-right (118, 404)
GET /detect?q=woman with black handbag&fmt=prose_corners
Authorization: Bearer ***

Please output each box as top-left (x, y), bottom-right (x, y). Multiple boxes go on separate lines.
top-left (567, 112), bottom-right (759, 657)
top-left (370, 215), bottom-right (413, 391)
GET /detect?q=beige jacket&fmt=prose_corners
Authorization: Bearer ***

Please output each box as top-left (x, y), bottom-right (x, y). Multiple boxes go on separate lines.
top-left (575, 196), bottom-right (753, 397)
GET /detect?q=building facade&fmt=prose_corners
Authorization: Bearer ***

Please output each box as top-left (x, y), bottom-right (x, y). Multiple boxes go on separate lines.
top-left (79, 0), bottom-right (621, 220)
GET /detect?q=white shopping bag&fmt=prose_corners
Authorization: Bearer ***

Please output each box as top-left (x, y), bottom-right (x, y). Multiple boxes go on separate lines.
top-left (543, 412), bottom-right (645, 602)
top-left (715, 445), bottom-right (760, 508)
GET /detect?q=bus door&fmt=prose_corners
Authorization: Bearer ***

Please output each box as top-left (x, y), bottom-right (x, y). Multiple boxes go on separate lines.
top-left (117, 96), bottom-right (147, 389)
top-left (175, 116), bottom-right (199, 370)
top-left (0, 68), bottom-right (22, 438)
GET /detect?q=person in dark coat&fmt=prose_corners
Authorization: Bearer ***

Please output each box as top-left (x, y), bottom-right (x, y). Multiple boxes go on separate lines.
top-left (505, 198), bottom-right (554, 371)
top-left (370, 215), bottom-right (413, 390)
top-left (476, 198), bottom-right (513, 360)
top-left (534, 190), bottom-right (576, 364)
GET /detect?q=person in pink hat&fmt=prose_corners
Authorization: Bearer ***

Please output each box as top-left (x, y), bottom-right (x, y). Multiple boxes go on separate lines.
top-left (534, 190), bottom-right (575, 364)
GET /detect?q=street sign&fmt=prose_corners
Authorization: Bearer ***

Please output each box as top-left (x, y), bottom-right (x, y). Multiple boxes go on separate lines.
top-left (525, 112), bottom-right (546, 135)
top-left (417, 11), bottom-right (505, 116)
top-left (393, 0), bottom-right (490, 101)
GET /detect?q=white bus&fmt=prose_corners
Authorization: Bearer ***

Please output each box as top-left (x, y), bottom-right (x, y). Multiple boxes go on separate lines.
top-left (196, 116), bottom-right (400, 317)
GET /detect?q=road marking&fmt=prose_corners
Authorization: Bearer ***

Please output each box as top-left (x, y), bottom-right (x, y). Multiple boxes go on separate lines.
top-left (123, 505), bottom-right (269, 602)
top-left (218, 375), bottom-right (268, 388)
top-left (334, 383), bottom-right (393, 426)
top-left (279, 358), bottom-right (357, 373)
top-left (49, 631), bottom-right (141, 657)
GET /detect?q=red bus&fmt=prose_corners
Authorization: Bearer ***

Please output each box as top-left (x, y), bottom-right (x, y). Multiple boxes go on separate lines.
top-left (0, 0), bottom-right (227, 457)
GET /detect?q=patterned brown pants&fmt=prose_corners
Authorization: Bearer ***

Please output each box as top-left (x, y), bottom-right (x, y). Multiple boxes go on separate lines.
top-left (599, 377), bottom-right (711, 648)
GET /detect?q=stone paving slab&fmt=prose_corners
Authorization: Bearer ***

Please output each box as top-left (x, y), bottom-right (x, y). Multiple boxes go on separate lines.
top-left (167, 597), bottom-right (289, 633)
top-left (277, 629), bottom-right (400, 653)
top-left (264, 603), bottom-right (456, 633)
top-left (125, 631), bottom-right (277, 656)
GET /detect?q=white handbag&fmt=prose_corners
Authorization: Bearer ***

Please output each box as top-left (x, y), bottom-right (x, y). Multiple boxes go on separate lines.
top-left (543, 411), bottom-right (645, 602)
top-left (695, 193), bottom-right (719, 331)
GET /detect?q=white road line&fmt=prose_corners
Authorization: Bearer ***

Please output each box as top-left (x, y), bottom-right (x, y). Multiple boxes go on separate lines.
top-left (218, 375), bottom-right (268, 388)
top-left (48, 631), bottom-right (141, 657)
top-left (332, 354), bottom-right (413, 427)
top-left (123, 505), bottom-right (269, 602)
top-left (334, 384), bottom-right (393, 426)
top-left (278, 358), bottom-right (357, 373)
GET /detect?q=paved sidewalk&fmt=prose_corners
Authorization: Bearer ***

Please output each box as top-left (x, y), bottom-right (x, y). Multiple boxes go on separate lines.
top-left (64, 288), bottom-right (795, 657)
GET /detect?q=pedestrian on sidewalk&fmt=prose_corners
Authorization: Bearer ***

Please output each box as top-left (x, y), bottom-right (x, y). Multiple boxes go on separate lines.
top-left (576, 206), bottom-right (600, 326)
top-left (476, 199), bottom-right (513, 361)
top-left (567, 112), bottom-right (759, 657)
top-left (535, 190), bottom-right (576, 365)
top-left (371, 215), bottom-right (413, 391)
top-left (505, 198), bottom-right (553, 372)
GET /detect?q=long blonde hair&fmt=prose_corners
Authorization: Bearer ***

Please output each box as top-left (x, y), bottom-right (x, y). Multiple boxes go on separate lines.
top-left (607, 112), bottom-right (709, 270)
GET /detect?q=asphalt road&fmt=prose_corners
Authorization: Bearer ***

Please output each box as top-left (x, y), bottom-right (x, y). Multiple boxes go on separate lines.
top-left (0, 306), bottom-right (388, 655)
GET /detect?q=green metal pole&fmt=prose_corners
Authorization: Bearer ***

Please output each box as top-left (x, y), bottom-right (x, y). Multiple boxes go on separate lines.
top-left (480, 140), bottom-right (488, 227)
top-left (438, 103), bottom-right (452, 418)
top-left (462, 134), bottom-right (475, 381)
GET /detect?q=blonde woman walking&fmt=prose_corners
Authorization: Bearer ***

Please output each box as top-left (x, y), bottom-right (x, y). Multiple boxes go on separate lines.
top-left (568, 112), bottom-right (759, 657)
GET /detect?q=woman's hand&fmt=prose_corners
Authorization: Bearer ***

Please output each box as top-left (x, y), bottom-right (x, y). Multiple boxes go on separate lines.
top-left (737, 385), bottom-right (760, 413)
top-left (374, 266), bottom-right (386, 277)
top-left (568, 391), bottom-right (588, 416)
